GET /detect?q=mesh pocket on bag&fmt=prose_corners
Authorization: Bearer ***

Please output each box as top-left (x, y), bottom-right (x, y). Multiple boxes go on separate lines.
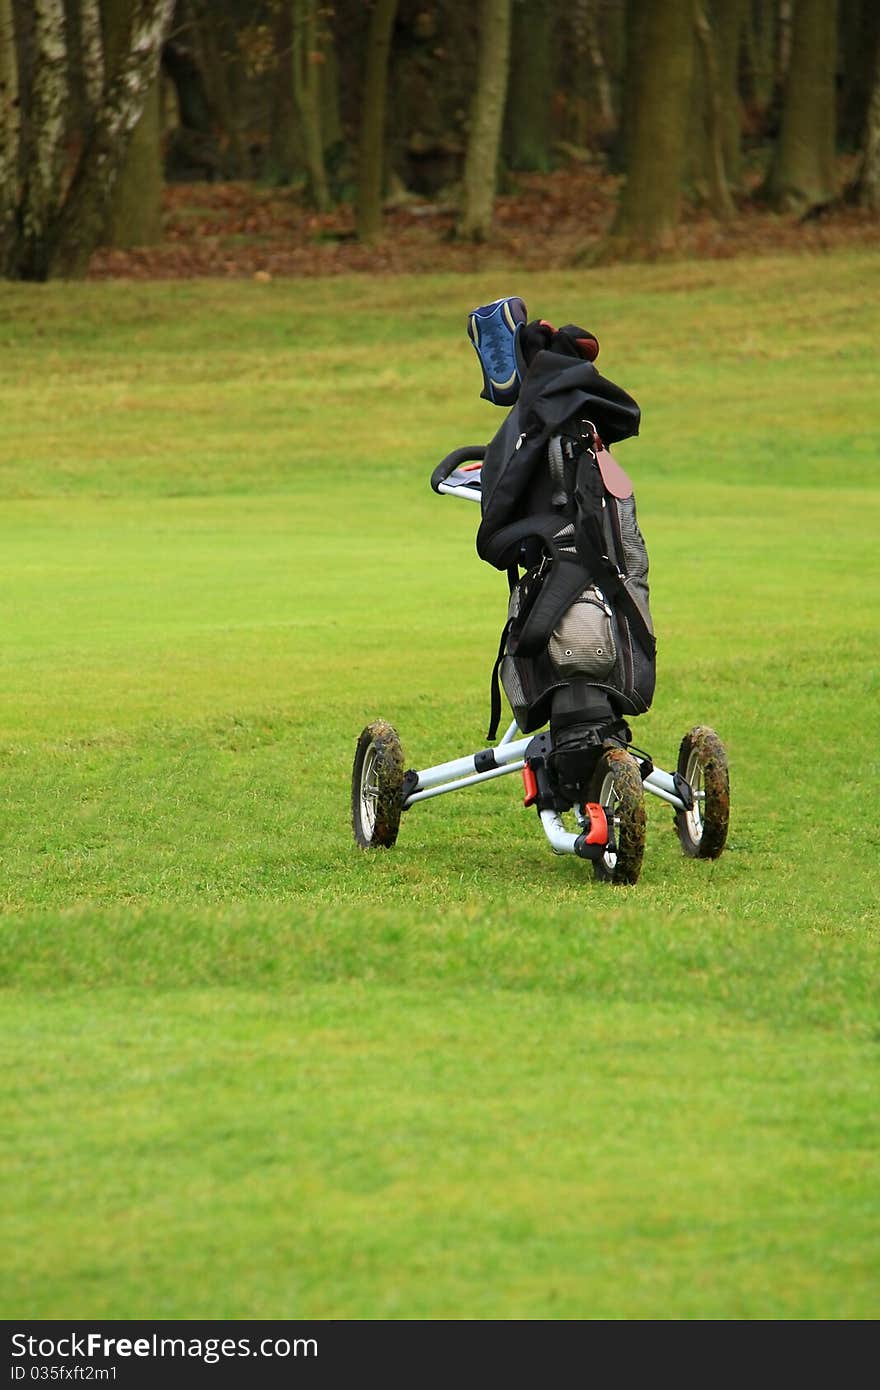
top-left (500, 654), bottom-right (529, 728)
top-left (548, 587), bottom-right (617, 679)
top-left (616, 497), bottom-right (648, 581)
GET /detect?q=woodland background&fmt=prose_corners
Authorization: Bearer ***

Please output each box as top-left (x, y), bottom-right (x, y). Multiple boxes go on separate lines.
top-left (1, 0), bottom-right (878, 282)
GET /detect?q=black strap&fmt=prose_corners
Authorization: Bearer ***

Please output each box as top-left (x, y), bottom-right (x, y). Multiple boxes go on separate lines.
top-left (509, 551), bottom-right (589, 658)
top-left (584, 547), bottom-right (655, 653)
top-left (573, 457), bottom-right (656, 654)
top-left (479, 510), bottom-right (568, 571)
top-left (487, 618), bottom-right (512, 741)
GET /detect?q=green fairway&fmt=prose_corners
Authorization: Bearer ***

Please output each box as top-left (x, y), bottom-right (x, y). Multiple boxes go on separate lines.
top-left (1, 254), bottom-right (878, 1319)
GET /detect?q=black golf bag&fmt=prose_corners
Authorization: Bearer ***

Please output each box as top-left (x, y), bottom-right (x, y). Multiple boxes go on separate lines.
top-left (476, 319), bottom-right (656, 805)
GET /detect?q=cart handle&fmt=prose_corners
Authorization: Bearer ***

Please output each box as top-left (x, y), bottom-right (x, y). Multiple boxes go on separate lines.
top-left (430, 445), bottom-right (486, 493)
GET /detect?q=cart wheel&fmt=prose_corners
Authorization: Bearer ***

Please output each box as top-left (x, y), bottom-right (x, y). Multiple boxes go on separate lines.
top-left (674, 726), bottom-right (729, 859)
top-left (352, 720), bottom-right (405, 849)
top-left (587, 746), bottom-right (647, 885)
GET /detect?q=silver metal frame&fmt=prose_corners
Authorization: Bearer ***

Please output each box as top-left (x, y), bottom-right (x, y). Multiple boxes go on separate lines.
top-left (402, 719), bottom-right (692, 857)
top-left (436, 480), bottom-right (482, 503)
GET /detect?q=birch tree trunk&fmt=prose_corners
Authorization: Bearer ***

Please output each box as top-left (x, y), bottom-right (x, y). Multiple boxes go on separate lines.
top-left (80, 0), bottom-right (105, 115)
top-left (48, 0), bottom-right (175, 278)
top-left (103, 68), bottom-right (162, 248)
top-left (0, 0), bottom-right (20, 271)
top-left (17, 0), bottom-right (68, 280)
top-left (103, 0), bottom-right (164, 250)
top-left (356, 0), bottom-right (398, 243)
top-left (458, 0), bottom-right (512, 241)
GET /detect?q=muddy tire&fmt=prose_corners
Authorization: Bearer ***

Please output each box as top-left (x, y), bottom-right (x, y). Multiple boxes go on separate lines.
top-left (587, 746), bottom-right (647, 885)
top-left (674, 726), bottom-right (729, 859)
top-left (352, 720), bottom-right (405, 848)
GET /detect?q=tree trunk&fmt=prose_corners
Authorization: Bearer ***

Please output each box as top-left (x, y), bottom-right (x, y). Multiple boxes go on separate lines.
top-left (268, 0), bottom-right (300, 183)
top-left (48, 0), bottom-right (175, 278)
top-left (161, 35), bottom-right (213, 133)
top-left (600, 0), bottom-right (695, 258)
top-left (0, 0), bottom-right (20, 271)
top-left (542, 0), bottom-right (617, 166)
top-left (601, 0), bottom-right (629, 170)
top-left (292, 0), bottom-right (330, 212)
top-left (685, 3), bottom-right (713, 201)
top-left (161, 20), bottom-right (223, 182)
top-left (356, 0), bottom-right (398, 243)
top-left (383, 4), bottom-right (471, 198)
top-left (188, 0), bottom-right (248, 177)
top-left (776, 0), bottom-right (794, 89)
top-left (103, 0), bottom-right (163, 249)
top-left (319, 31), bottom-right (342, 155)
top-left (763, 0), bottom-right (839, 213)
top-left (693, 0), bottom-right (735, 217)
top-left (715, 0), bottom-right (746, 188)
top-left (855, 28), bottom-right (880, 209)
top-left (80, 0), bottom-right (104, 114)
top-left (741, 0), bottom-right (778, 139)
top-left (458, 0), bottom-right (512, 241)
top-left (104, 68), bottom-right (163, 246)
top-left (838, 0), bottom-right (880, 151)
top-left (16, 0), bottom-right (68, 281)
top-left (504, 0), bottom-right (552, 172)
top-left (583, 0), bottom-right (615, 134)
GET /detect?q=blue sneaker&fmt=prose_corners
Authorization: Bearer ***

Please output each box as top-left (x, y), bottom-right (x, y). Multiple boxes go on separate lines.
top-left (467, 296), bottom-right (528, 406)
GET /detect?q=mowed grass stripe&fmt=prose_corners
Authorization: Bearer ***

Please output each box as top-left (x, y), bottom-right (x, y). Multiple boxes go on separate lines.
top-left (2, 988), bottom-right (877, 1319)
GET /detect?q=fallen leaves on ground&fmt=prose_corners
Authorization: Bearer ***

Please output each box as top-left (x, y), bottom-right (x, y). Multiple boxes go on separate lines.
top-left (86, 166), bottom-right (879, 281)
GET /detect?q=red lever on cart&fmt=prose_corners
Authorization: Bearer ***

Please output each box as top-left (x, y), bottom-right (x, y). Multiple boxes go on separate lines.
top-left (583, 802), bottom-right (608, 844)
top-left (522, 763), bottom-right (538, 807)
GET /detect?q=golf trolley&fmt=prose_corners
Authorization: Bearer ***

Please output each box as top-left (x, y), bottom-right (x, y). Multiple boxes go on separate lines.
top-left (351, 448), bottom-right (730, 885)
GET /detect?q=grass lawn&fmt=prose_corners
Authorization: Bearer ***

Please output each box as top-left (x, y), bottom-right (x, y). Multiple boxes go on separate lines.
top-left (0, 251), bottom-right (878, 1319)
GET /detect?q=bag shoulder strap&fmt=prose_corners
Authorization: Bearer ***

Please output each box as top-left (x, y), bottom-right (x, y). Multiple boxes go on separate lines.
top-left (487, 618), bottom-right (513, 741)
top-left (572, 447), bottom-right (655, 653)
top-left (477, 510), bottom-right (569, 571)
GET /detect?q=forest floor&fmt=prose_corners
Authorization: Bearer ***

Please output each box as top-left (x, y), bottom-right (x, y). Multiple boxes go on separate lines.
top-left (86, 163), bottom-right (879, 281)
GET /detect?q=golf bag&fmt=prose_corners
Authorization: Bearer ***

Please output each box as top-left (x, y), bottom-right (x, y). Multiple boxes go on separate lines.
top-left (472, 307), bottom-right (656, 803)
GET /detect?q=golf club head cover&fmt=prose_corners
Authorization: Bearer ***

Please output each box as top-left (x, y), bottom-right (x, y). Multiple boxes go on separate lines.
top-left (467, 296), bottom-right (528, 405)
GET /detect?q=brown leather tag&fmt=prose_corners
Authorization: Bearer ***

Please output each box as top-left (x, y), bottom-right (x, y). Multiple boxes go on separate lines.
top-left (596, 445), bottom-right (633, 499)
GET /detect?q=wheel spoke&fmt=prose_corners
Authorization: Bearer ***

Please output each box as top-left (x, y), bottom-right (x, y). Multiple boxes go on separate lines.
top-left (598, 771), bottom-right (619, 873)
top-left (360, 748), bottom-right (379, 834)
top-left (682, 750), bottom-right (704, 841)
